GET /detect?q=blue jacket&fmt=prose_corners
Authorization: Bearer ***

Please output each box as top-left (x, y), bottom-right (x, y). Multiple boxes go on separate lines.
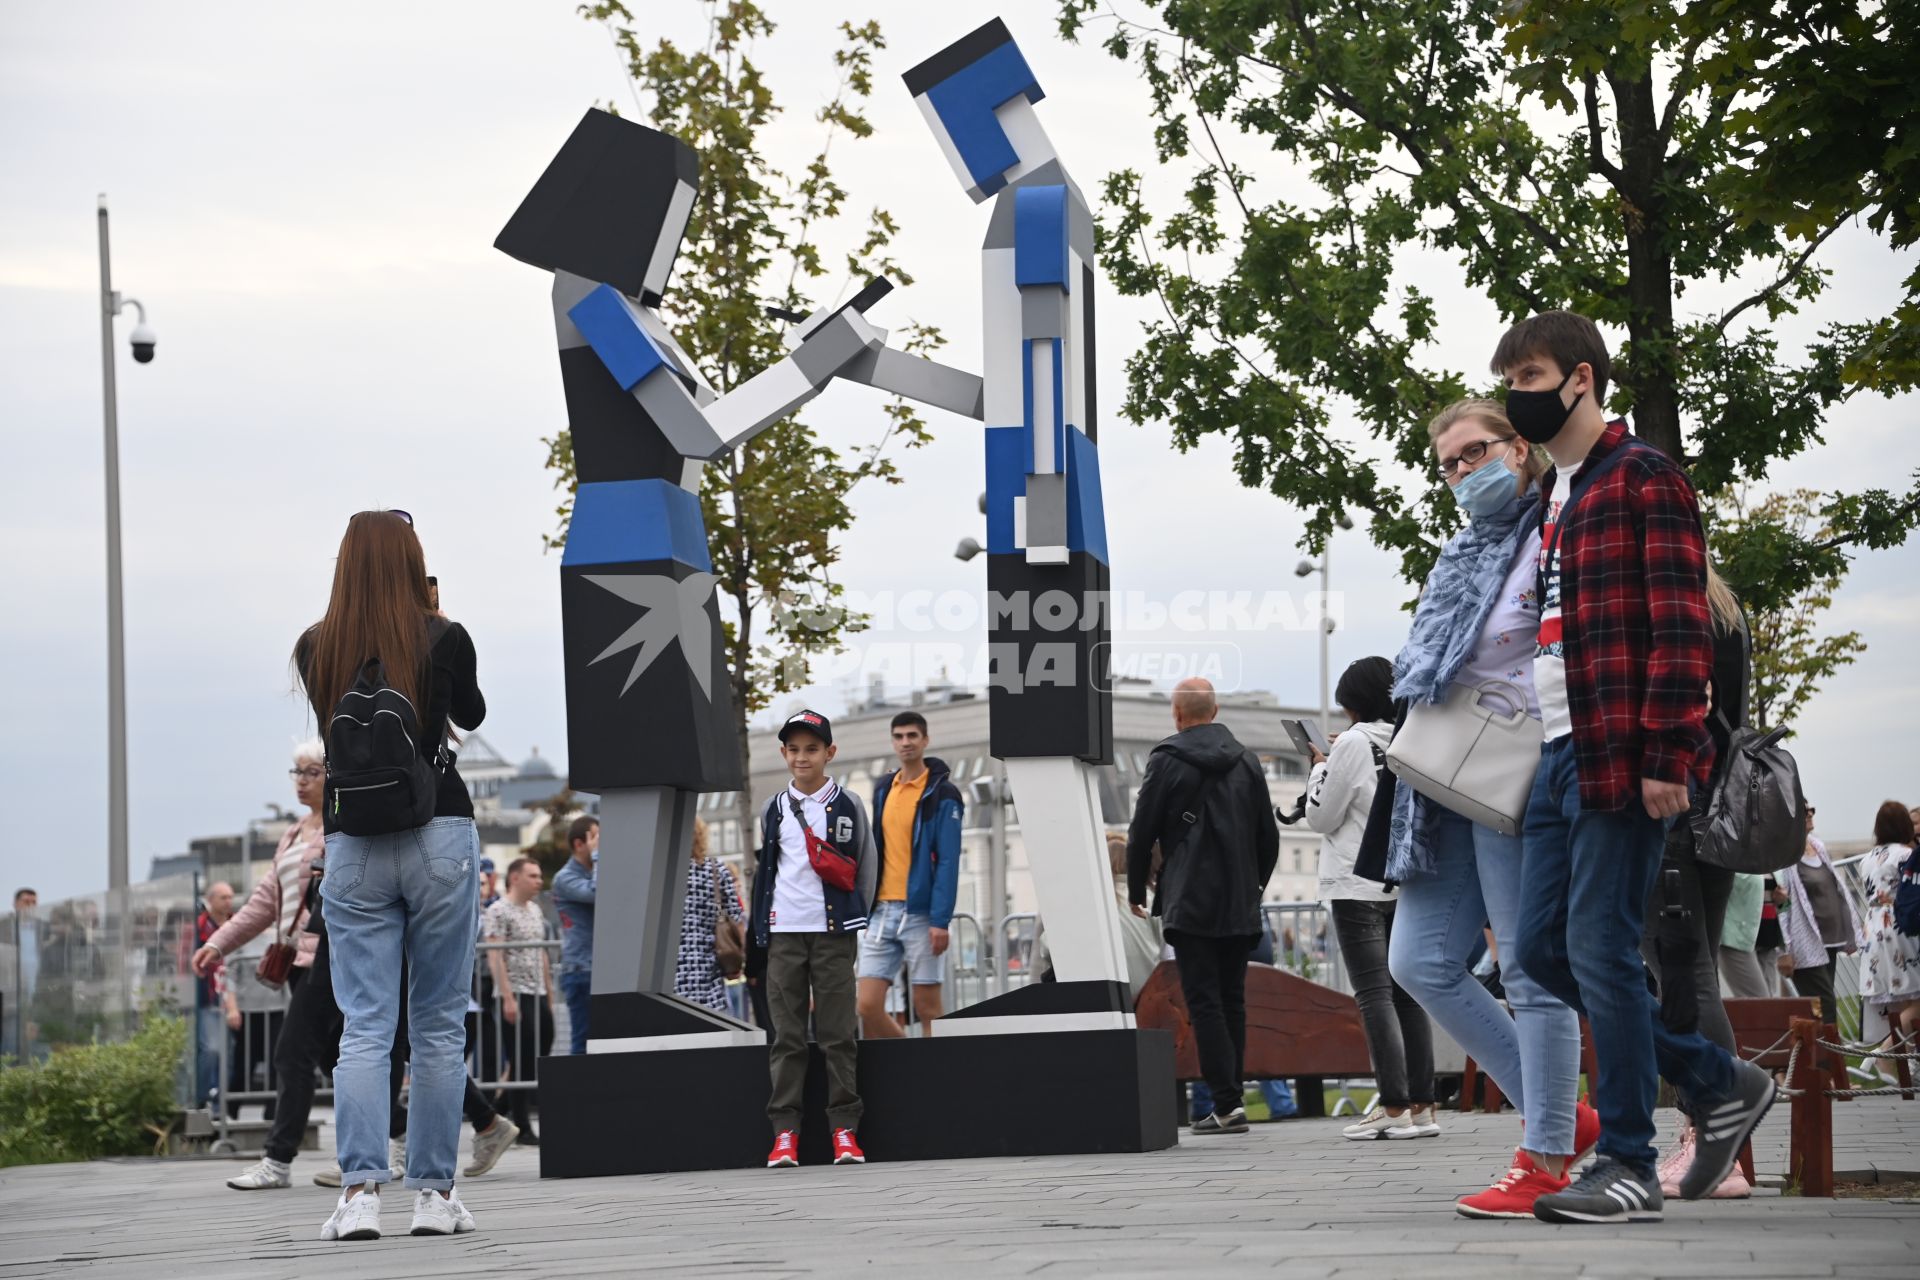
top-left (749, 782), bottom-right (878, 945)
top-left (871, 756), bottom-right (965, 929)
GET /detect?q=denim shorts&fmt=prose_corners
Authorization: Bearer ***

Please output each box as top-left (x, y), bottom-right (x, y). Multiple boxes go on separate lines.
top-left (857, 900), bottom-right (945, 985)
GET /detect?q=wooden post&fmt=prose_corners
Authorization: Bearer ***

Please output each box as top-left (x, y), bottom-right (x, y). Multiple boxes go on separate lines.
top-left (1788, 1016), bottom-right (1833, 1198)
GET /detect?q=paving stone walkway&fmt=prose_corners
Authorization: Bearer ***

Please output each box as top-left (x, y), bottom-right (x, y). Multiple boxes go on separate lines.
top-left (2, 1102), bottom-right (1916, 1278)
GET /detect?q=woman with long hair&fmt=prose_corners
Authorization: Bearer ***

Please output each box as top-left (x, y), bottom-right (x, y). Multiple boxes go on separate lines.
top-left (1383, 399), bottom-right (1598, 1218)
top-left (300, 510), bottom-right (486, 1241)
top-left (1642, 561), bottom-right (1756, 1199)
top-left (1857, 801), bottom-right (1920, 1069)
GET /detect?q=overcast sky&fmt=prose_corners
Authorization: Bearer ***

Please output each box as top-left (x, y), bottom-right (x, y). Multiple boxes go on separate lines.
top-left (2, 2), bottom-right (1914, 904)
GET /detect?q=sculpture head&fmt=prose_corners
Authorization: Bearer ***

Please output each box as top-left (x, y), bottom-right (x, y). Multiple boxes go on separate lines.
top-left (904, 18), bottom-right (1058, 203)
top-left (496, 108), bottom-right (699, 305)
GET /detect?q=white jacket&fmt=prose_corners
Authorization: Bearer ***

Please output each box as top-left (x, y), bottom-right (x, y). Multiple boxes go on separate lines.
top-left (1307, 719), bottom-right (1397, 903)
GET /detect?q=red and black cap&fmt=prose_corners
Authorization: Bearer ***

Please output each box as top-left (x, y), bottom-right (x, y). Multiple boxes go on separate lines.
top-left (778, 709), bottom-right (833, 746)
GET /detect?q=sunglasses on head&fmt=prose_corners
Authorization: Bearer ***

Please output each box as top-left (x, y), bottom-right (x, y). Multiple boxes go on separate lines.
top-left (389, 509), bottom-right (414, 527)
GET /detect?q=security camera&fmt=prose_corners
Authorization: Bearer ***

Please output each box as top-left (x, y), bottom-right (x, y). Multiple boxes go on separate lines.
top-left (129, 321), bottom-right (157, 364)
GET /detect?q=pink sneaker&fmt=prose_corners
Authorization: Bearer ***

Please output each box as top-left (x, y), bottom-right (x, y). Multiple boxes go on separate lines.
top-left (1708, 1166), bottom-right (1752, 1199)
top-left (1657, 1125), bottom-right (1696, 1197)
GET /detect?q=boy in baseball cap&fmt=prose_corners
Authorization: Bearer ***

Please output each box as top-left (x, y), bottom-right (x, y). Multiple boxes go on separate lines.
top-left (750, 710), bottom-right (877, 1168)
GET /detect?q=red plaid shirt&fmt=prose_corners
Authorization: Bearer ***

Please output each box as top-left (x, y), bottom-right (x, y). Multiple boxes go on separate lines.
top-left (1534, 420), bottom-right (1715, 812)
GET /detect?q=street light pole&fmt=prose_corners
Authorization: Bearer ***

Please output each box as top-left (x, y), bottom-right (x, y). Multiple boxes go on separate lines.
top-left (1318, 544), bottom-right (1331, 740)
top-left (97, 194), bottom-right (129, 896)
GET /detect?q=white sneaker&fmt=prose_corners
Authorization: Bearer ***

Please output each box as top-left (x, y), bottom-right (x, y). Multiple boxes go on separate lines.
top-left (319, 1187), bottom-right (383, 1241)
top-left (1341, 1107), bottom-right (1403, 1140)
top-left (226, 1157), bottom-right (291, 1190)
top-left (463, 1117), bottom-right (520, 1177)
top-left (1392, 1105), bottom-right (1441, 1138)
top-left (410, 1187), bottom-right (477, 1236)
top-left (390, 1137), bottom-right (407, 1179)
top-left (312, 1164), bottom-right (342, 1188)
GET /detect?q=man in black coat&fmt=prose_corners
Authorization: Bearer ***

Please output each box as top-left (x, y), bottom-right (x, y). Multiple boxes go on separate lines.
top-left (1127, 677), bottom-right (1280, 1134)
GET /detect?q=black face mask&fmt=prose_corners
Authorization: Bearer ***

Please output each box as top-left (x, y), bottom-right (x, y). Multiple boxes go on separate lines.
top-left (1505, 366), bottom-right (1583, 444)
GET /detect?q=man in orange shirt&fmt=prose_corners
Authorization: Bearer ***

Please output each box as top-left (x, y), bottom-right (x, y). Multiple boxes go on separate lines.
top-left (856, 712), bottom-right (966, 1037)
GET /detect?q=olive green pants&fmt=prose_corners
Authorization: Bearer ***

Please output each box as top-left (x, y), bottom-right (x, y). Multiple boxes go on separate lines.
top-left (765, 931), bottom-right (863, 1133)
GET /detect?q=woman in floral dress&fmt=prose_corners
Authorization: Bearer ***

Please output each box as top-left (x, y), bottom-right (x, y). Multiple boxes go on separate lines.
top-left (1858, 801), bottom-right (1920, 1061)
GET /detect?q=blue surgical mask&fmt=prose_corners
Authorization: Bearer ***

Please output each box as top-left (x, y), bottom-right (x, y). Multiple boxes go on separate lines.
top-left (1452, 457), bottom-right (1520, 519)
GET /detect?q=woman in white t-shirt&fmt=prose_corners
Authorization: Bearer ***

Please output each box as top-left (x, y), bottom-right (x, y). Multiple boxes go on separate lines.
top-left (1380, 400), bottom-right (1598, 1219)
top-left (1306, 656), bottom-right (1434, 1141)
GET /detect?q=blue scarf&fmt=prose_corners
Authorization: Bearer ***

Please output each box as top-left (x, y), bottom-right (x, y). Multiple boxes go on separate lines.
top-left (1385, 492), bottom-right (1535, 881)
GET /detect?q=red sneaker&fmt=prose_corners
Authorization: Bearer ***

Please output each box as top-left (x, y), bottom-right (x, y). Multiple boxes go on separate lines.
top-left (1456, 1151), bottom-right (1571, 1219)
top-left (766, 1130), bottom-right (799, 1168)
top-left (1573, 1100), bottom-right (1602, 1164)
top-left (831, 1128), bottom-right (866, 1166)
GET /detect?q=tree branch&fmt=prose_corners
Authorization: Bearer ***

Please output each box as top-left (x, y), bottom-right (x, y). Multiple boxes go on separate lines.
top-left (1710, 216), bottom-right (1849, 336)
top-left (1583, 75), bottom-right (1625, 189)
top-left (1656, 28), bottom-right (1710, 150)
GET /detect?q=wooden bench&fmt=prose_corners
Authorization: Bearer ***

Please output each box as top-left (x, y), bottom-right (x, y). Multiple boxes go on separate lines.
top-left (1134, 960), bottom-right (1373, 1117)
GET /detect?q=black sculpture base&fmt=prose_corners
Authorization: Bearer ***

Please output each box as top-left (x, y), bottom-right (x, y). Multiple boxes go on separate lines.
top-left (537, 1027), bottom-right (1176, 1177)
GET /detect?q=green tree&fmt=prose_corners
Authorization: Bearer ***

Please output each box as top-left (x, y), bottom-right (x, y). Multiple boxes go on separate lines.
top-left (552, 2), bottom-right (940, 863)
top-left (1055, 0), bottom-right (1918, 588)
top-left (1708, 489), bottom-right (1867, 733)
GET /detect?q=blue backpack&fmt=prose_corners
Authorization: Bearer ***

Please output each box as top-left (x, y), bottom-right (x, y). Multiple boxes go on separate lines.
top-left (1894, 845), bottom-right (1920, 938)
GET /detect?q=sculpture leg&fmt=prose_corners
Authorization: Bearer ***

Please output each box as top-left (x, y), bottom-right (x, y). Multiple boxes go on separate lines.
top-left (1002, 757), bottom-right (1130, 987)
top-left (592, 785), bottom-right (696, 997)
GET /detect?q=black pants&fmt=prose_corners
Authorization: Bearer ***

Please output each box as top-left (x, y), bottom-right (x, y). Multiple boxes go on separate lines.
top-left (1640, 822), bottom-right (1738, 1055)
top-left (499, 993), bottom-right (554, 1130)
top-left (1329, 899), bottom-right (1434, 1109)
top-left (1166, 929), bottom-right (1255, 1118)
top-left (264, 936), bottom-right (404, 1164)
top-left (1791, 949), bottom-right (1843, 1029)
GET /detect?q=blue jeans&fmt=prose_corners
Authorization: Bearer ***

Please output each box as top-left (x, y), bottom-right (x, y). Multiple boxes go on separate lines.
top-left (322, 817), bottom-right (480, 1192)
top-left (1190, 1079), bottom-right (1296, 1121)
top-left (1389, 807), bottom-right (1580, 1155)
top-left (195, 1005), bottom-right (225, 1108)
top-left (1513, 738), bottom-right (1738, 1173)
top-left (559, 969), bottom-right (593, 1056)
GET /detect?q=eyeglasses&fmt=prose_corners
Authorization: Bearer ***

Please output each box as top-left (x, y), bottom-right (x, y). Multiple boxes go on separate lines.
top-left (289, 767), bottom-right (325, 781)
top-left (1437, 437), bottom-right (1517, 479)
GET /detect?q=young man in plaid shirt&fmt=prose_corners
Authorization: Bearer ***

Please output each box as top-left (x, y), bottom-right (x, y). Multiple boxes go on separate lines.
top-left (1499, 312), bottom-right (1775, 1224)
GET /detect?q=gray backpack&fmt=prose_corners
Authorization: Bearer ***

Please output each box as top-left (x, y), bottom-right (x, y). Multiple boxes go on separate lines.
top-left (1690, 723), bottom-right (1808, 874)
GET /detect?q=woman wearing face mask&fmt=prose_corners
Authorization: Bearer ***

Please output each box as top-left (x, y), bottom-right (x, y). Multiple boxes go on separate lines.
top-left (1384, 399), bottom-right (1599, 1219)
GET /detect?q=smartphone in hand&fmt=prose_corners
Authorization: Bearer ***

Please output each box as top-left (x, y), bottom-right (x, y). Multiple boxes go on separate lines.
top-left (1284, 719), bottom-right (1330, 758)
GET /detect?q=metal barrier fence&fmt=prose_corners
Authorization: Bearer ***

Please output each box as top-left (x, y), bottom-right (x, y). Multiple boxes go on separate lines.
top-left (210, 937), bottom-right (566, 1154)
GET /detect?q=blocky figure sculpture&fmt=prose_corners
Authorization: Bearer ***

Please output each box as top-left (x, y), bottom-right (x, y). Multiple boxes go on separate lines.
top-left (496, 109), bottom-right (890, 1045)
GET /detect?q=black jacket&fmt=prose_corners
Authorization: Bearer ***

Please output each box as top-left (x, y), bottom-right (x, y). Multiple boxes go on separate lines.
top-left (1126, 721), bottom-right (1280, 937)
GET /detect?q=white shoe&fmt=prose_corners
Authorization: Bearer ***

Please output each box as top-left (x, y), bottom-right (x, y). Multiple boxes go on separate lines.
top-left (410, 1187), bottom-right (477, 1236)
top-left (319, 1187), bottom-right (383, 1241)
top-left (1391, 1105), bottom-right (1441, 1138)
top-left (312, 1164), bottom-right (342, 1188)
top-left (390, 1137), bottom-right (407, 1179)
top-left (463, 1118), bottom-right (520, 1177)
top-left (226, 1157), bottom-right (291, 1190)
top-left (1341, 1108), bottom-right (1403, 1140)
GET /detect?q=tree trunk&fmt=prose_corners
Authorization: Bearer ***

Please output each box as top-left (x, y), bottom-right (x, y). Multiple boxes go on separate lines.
top-left (1609, 68), bottom-right (1683, 462)
top-left (730, 650), bottom-right (758, 884)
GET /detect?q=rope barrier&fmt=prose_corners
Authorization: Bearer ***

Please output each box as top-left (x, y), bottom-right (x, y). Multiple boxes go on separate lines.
top-left (1813, 1037), bottom-right (1920, 1060)
top-left (1820, 1085), bottom-right (1920, 1100)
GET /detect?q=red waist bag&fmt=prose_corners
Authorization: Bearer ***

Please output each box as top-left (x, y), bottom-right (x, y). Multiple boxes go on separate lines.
top-left (787, 795), bottom-right (857, 892)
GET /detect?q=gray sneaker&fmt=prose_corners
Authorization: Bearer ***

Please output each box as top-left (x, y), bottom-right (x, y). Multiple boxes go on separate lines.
top-left (312, 1163), bottom-right (343, 1189)
top-left (1533, 1157), bottom-right (1663, 1224)
top-left (227, 1157), bottom-right (292, 1190)
top-left (390, 1137), bottom-right (406, 1179)
top-left (1191, 1106), bottom-right (1249, 1135)
top-left (463, 1117), bottom-right (521, 1177)
top-left (1680, 1060), bottom-right (1776, 1200)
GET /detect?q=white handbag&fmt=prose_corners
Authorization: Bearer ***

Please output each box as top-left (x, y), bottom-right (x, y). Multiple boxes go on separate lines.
top-left (1385, 680), bottom-right (1542, 836)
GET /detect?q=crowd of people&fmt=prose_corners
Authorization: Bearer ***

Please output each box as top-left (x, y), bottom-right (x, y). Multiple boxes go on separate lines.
top-left (14, 308), bottom-right (1916, 1241)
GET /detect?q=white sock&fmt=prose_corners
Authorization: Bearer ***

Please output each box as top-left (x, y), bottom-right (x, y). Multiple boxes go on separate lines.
top-left (264, 1158), bottom-right (290, 1175)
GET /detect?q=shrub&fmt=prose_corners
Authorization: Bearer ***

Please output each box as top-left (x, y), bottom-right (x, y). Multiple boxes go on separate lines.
top-left (0, 1013), bottom-right (186, 1167)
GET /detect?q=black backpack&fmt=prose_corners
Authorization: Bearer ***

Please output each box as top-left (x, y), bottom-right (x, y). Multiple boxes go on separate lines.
top-left (325, 659), bottom-right (442, 836)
